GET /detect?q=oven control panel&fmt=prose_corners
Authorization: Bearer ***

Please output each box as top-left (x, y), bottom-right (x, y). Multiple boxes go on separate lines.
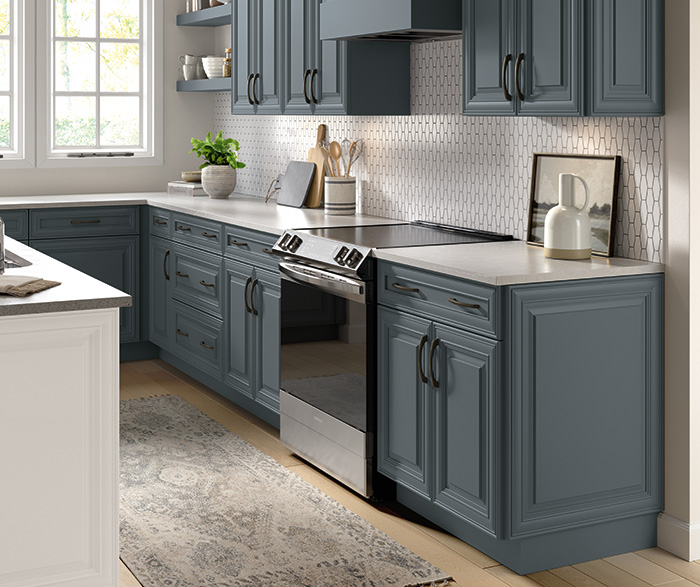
top-left (273, 230), bottom-right (371, 272)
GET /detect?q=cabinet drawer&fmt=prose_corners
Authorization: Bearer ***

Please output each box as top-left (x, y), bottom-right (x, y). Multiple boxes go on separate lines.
top-left (224, 225), bottom-right (278, 271)
top-left (0, 209), bottom-right (28, 240)
top-left (377, 261), bottom-right (501, 338)
top-left (149, 208), bottom-right (172, 237)
top-left (172, 300), bottom-right (224, 380)
top-left (30, 206), bottom-right (139, 238)
top-left (172, 213), bottom-right (224, 253)
top-left (172, 244), bottom-right (224, 317)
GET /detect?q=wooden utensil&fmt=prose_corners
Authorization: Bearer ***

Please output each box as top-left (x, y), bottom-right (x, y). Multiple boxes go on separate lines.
top-left (305, 124), bottom-right (327, 208)
top-left (330, 141), bottom-right (343, 178)
top-left (345, 142), bottom-right (357, 177)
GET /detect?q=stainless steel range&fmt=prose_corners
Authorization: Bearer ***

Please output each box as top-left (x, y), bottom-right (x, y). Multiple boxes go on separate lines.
top-left (273, 221), bottom-right (512, 497)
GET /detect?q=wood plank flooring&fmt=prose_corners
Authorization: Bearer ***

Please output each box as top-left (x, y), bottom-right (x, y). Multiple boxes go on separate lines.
top-left (119, 359), bottom-right (700, 587)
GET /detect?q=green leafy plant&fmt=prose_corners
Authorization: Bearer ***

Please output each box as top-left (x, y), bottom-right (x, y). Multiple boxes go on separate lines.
top-left (189, 131), bottom-right (246, 170)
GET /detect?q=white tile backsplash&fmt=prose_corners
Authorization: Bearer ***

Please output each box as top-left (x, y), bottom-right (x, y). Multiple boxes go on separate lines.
top-left (215, 40), bottom-right (664, 263)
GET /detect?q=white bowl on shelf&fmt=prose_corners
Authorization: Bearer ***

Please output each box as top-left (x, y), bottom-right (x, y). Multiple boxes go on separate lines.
top-left (202, 56), bottom-right (225, 79)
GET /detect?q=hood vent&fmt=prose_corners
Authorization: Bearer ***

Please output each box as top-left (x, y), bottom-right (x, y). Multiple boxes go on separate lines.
top-left (320, 0), bottom-right (462, 43)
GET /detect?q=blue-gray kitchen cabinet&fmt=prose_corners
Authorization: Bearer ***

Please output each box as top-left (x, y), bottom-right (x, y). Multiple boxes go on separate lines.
top-left (589, 0), bottom-right (664, 116)
top-left (232, 0), bottom-right (284, 114)
top-left (463, 0), bottom-right (583, 116)
top-left (0, 209), bottom-right (28, 241)
top-left (283, 0), bottom-right (410, 116)
top-left (149, 235), bottom-right (172, 351)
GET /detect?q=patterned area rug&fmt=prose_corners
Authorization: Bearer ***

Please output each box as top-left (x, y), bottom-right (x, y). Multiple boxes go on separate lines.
top-left (120, 395), bottom-right (452, 587)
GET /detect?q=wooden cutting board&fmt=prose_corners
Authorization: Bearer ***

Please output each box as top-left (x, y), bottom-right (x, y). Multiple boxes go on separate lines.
top-left (305, 124), bottom-right (326, 208)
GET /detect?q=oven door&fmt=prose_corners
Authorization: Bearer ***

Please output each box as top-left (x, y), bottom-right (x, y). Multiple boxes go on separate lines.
top-left (278, 261), bottom-right (372, 496)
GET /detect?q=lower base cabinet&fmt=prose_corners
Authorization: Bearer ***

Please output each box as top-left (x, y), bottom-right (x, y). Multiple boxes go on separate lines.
top-left (377, 264), bottom-right (663, 574)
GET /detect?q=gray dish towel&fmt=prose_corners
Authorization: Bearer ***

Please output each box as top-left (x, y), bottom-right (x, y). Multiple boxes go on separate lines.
top-left (0, 275), bottom-right (61, 297)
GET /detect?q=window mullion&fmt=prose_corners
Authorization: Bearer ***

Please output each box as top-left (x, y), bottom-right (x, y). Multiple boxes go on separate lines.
top-left (95, 0), bottom-right (100, 149)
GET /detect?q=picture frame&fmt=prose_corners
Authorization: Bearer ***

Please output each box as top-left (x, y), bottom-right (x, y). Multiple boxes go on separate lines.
top-left (526, 153), bottom-right (622, 257)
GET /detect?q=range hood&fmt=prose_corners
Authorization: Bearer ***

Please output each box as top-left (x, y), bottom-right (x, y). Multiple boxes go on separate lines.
top-left (319, 0), bottom-right (462, 42)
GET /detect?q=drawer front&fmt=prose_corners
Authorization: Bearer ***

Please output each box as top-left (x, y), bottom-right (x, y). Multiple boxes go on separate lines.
top-left (172, 300), bottom-right (224, 380)
top-left (172, 243), bottom-right (223, 317)
top-left (0, 209), bottom-right (28, 240)
top-left (149, 208), bottom-right (172, 237)
top-left (377, 261), bottom-right (501, 338)
top-left (172, 213), bottom-right (224, 253)
top-left (224, 225), bottom-right (278, 271)
top-left (30, 206), bottom-right (139, 238)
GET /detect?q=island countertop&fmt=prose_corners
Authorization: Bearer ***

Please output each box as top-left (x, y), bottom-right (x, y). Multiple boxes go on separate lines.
top-left (0, 237), bottom-right (132, 317)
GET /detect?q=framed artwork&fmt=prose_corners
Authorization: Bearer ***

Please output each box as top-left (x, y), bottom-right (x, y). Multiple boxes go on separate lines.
top-left (526, 153), bottom-right (622, 257)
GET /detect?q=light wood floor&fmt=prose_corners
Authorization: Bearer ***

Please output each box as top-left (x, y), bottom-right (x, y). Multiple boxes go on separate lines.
top-left (119, 359), bottom-right (700, 587)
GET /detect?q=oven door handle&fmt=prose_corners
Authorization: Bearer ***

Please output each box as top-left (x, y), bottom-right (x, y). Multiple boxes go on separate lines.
top-left (279, 262), bottom-right (366, 303)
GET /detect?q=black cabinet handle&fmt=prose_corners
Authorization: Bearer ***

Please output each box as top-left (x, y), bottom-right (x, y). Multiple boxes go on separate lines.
top-left (246, 73), bottom-right (254, 105)
top-left (154, 218), bottom-right (167, 226)
top-left (253, 73), bottom-right (261, 105)
top-left (71, 219), bottom-right (100, 224)
top-left (392, 282), bottom-right (420, 293)
top-left (177, 225), bottom-right (191, 232)
top-left (163, 250), bottom-right (170, 281)
top-left (244, 276), bottom-right (252, 314)
top-left (429, 338), bottom-right (439, 388)
top-left (515, 52), bottom-right (525, 102)
top-left (448, 297), bottom-right (480, 310)
top-left (303, 68), bottom-right (311, 104)
top-left (201, 232), bottom-right (217, 239)
top-left (176, 270), bottom-right (189, 278)
top-left (262, 247), bottom-right (275, 255)
top-left (250, 278), bottom-right (259, 316)
top-left (310, 68), bottom-right (318, 104)
top-left (200, 341), bottom-right (215, 350)
top-left (502, 53), bottom-right (512, 102)
top-left (199, 280), bottom-right (215, 288)
top-left (418, 334), bottom-right (429, 384)
top-left (229, 238), bottom-right (248, 247)
top-left (176, 329), bottom-right (189, 337)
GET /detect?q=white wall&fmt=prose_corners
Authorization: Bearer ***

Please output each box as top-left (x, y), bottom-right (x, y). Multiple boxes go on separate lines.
top-left (0, 3), bottom-right (215, 197)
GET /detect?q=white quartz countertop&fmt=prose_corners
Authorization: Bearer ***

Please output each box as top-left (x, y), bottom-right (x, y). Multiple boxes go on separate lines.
top-left (0, 192), bottom-right (664, 286)
top-left (0, 238), bottom-right (132, 317)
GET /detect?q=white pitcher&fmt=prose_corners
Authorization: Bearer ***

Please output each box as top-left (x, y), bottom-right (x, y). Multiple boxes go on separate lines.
top-left (544, 173), bottom-right (592, 260)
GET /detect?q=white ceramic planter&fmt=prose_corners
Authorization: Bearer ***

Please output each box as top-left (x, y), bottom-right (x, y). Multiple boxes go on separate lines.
top-left (324, 176), bottom-right (356, 215)
top-left (202, 165), bottom-right (237, 199)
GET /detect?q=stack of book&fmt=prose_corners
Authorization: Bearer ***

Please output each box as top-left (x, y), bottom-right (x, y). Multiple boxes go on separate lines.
top-left (167, 181), bottom-right (206, 196)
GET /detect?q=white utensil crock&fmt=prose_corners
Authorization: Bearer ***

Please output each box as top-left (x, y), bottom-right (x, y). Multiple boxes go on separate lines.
top-left (324, 176), bottom-right (356, 215)
top-left (544, 173), bottom-right (592, 260)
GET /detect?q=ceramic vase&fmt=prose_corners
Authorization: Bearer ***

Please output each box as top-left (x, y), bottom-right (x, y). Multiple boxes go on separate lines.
top-left (202, 165), bottom-right (237, 199)
top-left (544, 173), bottom-right (591, 259)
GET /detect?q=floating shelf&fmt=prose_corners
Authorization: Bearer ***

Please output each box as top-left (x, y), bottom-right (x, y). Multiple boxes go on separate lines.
top-left (177, 78), bottom-right (231, 92)
top-left (176, 4), bottom-right (232, 27)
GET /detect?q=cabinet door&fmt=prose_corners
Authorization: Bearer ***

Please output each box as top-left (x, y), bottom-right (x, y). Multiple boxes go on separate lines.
top-left (254, 0), bottom-right (284, 114)
top-left (432, 323), bottom-right (499, 537)
top-left (377, 307), bottom-right (431, 499)
top-left (589, 0), bottom-right (664, 116)
top-left (516, 0), bottom-right (582, 115)
top-left (232, 0), bottom-right (256, 113)
top-left (284, 0), bottom-right (314, 114)
top-left (252, 268), bottom-right (281, 413)
top-left (149, 236), bottom-right (171, 350)
top-left (31, 236), bottom-right (139, 343)
top-left (224, 259), bottom-right (255, 398)
top-left (463, 0), bottom-right (516, 115)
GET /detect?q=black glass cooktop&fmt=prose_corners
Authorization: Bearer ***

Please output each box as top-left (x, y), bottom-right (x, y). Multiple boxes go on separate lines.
top-left (300, 221), bottom-right (513, 249)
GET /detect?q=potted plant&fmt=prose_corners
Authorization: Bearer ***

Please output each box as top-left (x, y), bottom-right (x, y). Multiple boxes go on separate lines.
top-left (189, 131), bottom-right (246, 199)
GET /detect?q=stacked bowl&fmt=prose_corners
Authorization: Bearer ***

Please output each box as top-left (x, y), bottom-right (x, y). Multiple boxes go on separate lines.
top-left (202, 56), bottom-right (226, 78)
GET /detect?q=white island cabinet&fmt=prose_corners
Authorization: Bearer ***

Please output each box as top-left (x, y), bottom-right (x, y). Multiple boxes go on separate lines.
top-left (0, 239), bottom-right (130, 587)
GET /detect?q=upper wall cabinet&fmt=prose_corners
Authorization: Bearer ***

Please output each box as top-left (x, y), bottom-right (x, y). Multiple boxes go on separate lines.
top-left (589, 0), bottom-right (664, 116)
top-left (463, 0), bottom-right (583, 116)
top-left (463, 0), bottom-right (665, 117)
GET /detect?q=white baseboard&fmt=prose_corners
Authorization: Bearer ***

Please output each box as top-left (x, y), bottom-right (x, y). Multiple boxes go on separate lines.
top-left (658, 513), bottom-right (700, 561)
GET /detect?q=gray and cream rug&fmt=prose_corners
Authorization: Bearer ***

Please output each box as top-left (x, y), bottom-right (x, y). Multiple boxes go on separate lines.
top-left (120, 395), bottom-right (452, 587)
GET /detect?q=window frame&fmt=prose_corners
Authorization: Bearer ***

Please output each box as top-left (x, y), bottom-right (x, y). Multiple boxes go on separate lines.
top-left (35, 0), bottom-right (162, 168)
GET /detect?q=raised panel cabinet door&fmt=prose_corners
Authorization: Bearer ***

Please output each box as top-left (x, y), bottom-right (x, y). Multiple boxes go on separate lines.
top-left (516, 0), bottom-right (583, 115)
top-left (252, 268), bottom-right (281, 413)
top-left (224, 259), bottom-right (255, 398)
top-left (463, 0), bottom-right (516, 115)
top-left (149, 236), bottom-right (171, 350)
top-left (590, 0), bottom-right (664, 116)
top-left (432, 323), bottom-right (499, 537)
top-left (377, 307), bottom-right (431, 499)
top-left (255, 0), bottom-right (284, 114)
top-left (232, 0), bottom-right (256, 113)
top-left (31, 236), bottom-right (139, 343)
top-left (284, 0), bottom-right (314, 114)
top-left (509, 276), bottom-right (664, 537)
